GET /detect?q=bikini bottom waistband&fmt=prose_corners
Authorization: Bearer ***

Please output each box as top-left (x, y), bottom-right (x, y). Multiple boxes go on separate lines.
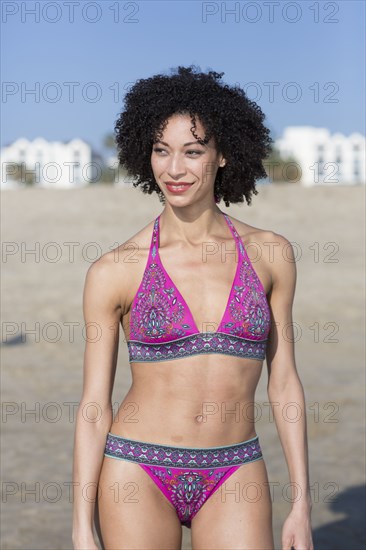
top-left (104, 432), bottom-right (263, 469)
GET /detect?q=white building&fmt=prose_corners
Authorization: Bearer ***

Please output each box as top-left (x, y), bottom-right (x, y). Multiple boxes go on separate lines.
top-left (104, 155), bottom-right (135, 188)
top-left (275, 127), bottom-right (365, 186)
top-left (1, 137), bottom-right (100, 189)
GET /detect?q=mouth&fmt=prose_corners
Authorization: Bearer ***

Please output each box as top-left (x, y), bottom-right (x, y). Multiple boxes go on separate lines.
top-left (165, 182), bottom-right (194, 193)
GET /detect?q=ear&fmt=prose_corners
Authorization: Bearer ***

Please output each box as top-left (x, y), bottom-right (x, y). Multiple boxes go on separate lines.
top-left (217, 150), bottom-right (226, 168)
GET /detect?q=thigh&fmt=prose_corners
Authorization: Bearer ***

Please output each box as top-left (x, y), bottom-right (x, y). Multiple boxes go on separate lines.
top-left (191, 458), bottom-right (274, 550)
top-left (97, 456), bottom-right (183, 550)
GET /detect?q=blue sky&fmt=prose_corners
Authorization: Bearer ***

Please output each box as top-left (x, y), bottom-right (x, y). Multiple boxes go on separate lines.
top-left (1, 0), bottom-right (365, 154)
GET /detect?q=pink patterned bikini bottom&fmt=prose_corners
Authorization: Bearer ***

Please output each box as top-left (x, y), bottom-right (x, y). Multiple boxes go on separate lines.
top-left (104, 432), bottom-right (263, 528)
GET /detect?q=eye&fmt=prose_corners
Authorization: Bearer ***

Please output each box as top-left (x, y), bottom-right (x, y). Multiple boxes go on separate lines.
top-left (186, 150), bottom-right (203, 156)
top-left (153, 147), bottom-right (167, 155)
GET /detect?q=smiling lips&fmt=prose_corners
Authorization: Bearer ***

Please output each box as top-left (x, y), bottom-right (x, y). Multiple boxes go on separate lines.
top-left (165, 182), bottom-right (194, 193)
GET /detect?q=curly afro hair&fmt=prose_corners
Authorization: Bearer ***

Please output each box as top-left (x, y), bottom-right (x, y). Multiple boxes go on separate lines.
top-left (114, 65), bottom-right (273, 207)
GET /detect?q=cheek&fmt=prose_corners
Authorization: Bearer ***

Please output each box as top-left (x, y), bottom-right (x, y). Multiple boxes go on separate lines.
top-left (200, 158), bottom-right (218, 181)
top-left (151, 156), bottom-right (166, 173)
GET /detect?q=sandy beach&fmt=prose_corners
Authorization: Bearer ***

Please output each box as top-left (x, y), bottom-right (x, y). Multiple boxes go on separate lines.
top-left (1, 183), bottom-right (365, 549)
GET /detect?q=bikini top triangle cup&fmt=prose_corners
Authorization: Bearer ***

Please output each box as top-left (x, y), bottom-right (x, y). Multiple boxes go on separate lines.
top-left (127, 212), bottom-right (271, 363)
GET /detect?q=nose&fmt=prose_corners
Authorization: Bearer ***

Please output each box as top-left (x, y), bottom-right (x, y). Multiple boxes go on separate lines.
top-left (167, 153), bottom-right (187, 179)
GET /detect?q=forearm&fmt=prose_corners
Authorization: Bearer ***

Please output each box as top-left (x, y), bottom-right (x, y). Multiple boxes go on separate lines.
top-left (268, 373), bottom-right (312, 511)
top-left (72, 403), bottom-right (113, 538)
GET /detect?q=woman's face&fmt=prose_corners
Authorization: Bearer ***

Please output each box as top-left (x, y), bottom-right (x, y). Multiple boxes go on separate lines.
top-left (151, 113), bottom-right (225, 205)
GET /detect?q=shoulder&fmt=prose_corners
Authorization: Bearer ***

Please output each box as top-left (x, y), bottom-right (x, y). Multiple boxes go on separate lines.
top-left (229, 213), bottom-right (292, 251)
top-left (228, 214), bottom-right (296, 286)
top-left (84, 217), bottom-right (156, 311)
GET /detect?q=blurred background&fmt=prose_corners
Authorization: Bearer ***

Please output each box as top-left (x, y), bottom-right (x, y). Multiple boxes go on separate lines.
top-left (1, 1), bottom-right (365, 549)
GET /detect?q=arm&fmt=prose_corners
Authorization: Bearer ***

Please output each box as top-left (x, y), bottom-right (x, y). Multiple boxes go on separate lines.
top-left (72, 254), bottom-right (124, 549)
top-left (265, 234), bottom-right (313, 550)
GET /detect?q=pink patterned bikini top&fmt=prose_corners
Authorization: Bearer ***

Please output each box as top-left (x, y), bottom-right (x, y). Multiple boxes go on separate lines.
top-left (127, 212), bottom-right (271, 363)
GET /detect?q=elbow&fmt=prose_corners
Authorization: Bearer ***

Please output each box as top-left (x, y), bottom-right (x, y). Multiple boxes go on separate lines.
top-left (267, 368), bottom-right (303, 398)
top-left (76, 399), bottom-right (113, 432)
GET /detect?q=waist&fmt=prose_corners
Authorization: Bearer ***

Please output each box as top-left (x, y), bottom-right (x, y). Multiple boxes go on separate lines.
top-left (104, 431), bottom-right (263, 468)
top-left (109, 393), bottom-right (260, 449)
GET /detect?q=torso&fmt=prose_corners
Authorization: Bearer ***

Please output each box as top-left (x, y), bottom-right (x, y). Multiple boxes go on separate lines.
top-left (110, 213), bottom-right (273, 446)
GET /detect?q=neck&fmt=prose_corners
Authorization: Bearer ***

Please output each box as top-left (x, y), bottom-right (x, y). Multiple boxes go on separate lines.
top-left (158, 206), bottom-right (227, 246)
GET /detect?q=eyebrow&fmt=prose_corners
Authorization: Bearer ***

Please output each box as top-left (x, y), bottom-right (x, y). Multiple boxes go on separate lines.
top-left (155, 140), bottom-right (207, 147)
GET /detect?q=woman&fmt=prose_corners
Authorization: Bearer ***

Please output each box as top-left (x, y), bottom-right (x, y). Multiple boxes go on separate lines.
top-left (72, 66), bottom-right (313, 550)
